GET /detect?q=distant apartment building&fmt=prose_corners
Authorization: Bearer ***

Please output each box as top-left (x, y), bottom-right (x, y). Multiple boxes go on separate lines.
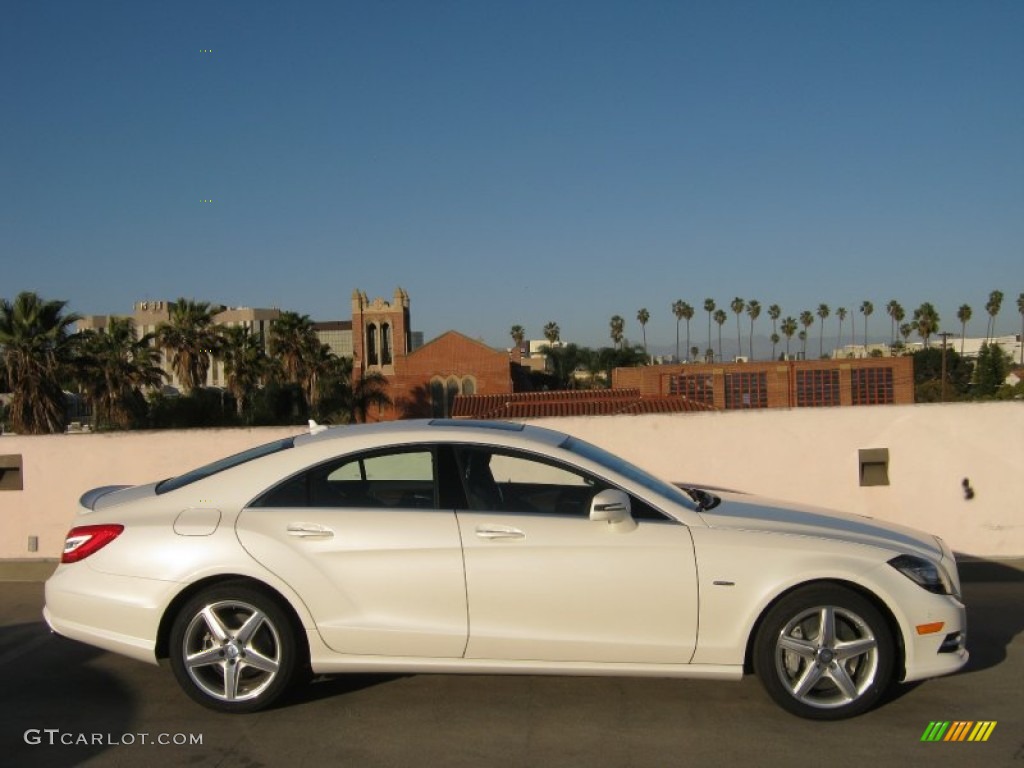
top-left (312, 321), bottom-right (353, 358)
top-left (896, 334), bottom-right (1021, 362)
top-left (78, 301), bottom-right (282, 393)
top-left (613, 357), bottom-right (915, 409)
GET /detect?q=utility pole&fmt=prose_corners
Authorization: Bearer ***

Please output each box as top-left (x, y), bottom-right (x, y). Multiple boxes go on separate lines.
top-left (937, 332), bottom-right (954, 402)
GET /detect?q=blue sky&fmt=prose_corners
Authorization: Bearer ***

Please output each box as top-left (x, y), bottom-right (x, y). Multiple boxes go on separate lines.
top-left (2, 0), bottom-right (1022, 352)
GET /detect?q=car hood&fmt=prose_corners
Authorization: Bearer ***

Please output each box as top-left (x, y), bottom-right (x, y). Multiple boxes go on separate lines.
top-left (697, 492), bottom-right (942, 560)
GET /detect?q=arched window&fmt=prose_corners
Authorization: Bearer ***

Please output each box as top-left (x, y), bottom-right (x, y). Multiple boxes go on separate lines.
top-left (382, 323), bottom-right (392, 365)
top-left (461, 377), bottom-right (476, 396)
top-left (366, 323), bottom-right (378, 366)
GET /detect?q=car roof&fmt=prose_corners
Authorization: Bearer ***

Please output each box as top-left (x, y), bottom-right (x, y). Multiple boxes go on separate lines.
top-left (293, 418), bottom-right (569, 451)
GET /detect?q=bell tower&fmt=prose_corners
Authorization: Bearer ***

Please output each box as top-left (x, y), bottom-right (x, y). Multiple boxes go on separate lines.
top-left (351, 287), bottom-right (411, 376)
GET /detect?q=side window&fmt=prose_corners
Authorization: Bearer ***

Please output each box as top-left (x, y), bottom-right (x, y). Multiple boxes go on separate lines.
top-left (253, 449), bottom-right (436, 509)
top-left (456, 447), bottom-right (605, 516)
top-left (453, 447), bottom-right (670, 521)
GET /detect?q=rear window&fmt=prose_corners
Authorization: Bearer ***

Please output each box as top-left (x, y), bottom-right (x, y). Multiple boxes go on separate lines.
top-left (155, 437), bottom-right (295, 494)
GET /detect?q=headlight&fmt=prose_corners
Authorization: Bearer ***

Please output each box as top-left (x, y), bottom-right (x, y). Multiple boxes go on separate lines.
top-left (888, 554), bottom-right (954, 595)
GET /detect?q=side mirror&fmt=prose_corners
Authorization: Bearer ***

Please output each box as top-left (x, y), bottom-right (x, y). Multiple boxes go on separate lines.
top-left (589, 489), bottom-right (637, 532)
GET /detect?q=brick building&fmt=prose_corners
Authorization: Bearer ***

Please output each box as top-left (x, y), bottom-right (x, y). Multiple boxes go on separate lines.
top-left (351, 288), bottom-right (516, 420)
top-left (612, 357), bottom-right (914, 409)
top-left (452, 388), bottom-right (718, 419)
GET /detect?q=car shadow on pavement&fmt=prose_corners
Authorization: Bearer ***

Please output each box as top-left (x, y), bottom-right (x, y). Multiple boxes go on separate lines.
top-left (0, 626), bottom-right (138, 768)
top-left (957, 560), bottom-right (1024, 675)
top-left (280, 673), bottom-right (410, 709)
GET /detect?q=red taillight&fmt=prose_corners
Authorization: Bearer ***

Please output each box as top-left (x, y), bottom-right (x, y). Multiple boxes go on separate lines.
top-left (61, 524), bottom-right (124, 564)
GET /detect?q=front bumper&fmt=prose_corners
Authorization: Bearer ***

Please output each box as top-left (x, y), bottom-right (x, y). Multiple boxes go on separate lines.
top-left (900, 591), bottom-right (968, 682)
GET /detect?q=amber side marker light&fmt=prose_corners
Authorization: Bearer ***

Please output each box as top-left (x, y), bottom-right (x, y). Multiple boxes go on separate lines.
top-left (916, 622), bottom-right (945, 635)
top-left (61, 525), bottom-right (124, 564)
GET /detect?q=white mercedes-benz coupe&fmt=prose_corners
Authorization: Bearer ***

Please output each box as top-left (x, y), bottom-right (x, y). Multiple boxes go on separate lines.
top-left (44, 419), bottom-right (967, 719)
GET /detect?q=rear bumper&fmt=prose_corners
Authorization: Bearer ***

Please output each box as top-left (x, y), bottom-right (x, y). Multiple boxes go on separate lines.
top-left (43, 563), bottom-right (173, 665)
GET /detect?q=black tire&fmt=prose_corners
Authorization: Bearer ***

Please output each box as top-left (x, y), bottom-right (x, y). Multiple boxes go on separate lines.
top-left (753, 585), bottom-right (895, 720)
top-left (169, 583), bottom-right (301, 713)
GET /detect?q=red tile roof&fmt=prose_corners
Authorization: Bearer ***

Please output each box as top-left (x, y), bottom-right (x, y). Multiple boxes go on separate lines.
top-left (451, 388), bottom-right (717, 419)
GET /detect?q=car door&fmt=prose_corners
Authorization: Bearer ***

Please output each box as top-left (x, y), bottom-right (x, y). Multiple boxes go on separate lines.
top-left (452, 446), bottom-right (698, 664)
top-left (236, 446), bottom-right (468, 658)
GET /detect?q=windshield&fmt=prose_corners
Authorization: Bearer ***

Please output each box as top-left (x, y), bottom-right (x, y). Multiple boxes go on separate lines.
top-left (156, 437), bottom-right (295, 494)
top-left (559, 436), bottom-right (695, 508)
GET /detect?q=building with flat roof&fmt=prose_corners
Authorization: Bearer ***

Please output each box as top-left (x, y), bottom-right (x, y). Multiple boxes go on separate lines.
top-left (613, 356), bottom-right (915, 409)
top-left (312, 321), bottom-right (353, 358)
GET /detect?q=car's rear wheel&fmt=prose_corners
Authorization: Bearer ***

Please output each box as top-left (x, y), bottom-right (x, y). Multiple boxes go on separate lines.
top-left (754, 585), bottom-right (895, 720)
top-left (169, 584), bottom-right (300, 713)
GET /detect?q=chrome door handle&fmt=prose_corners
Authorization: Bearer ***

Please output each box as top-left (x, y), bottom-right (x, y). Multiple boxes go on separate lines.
top-left (475, 525), bottom-right (525, 540)
top-left (286, 523), bottom-right (334, 539)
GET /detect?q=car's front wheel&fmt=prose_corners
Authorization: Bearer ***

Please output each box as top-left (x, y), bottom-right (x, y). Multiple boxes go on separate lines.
top-left (169, 583), bottom-right (301, 713)
top-left (754, 585), bottom-right (895, 719)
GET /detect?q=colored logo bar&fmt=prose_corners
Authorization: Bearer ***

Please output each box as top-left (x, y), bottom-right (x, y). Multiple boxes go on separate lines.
top-left (921, 721), bottom-right (997, 742)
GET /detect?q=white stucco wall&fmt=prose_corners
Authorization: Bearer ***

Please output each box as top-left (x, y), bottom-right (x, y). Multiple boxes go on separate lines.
top-left (1, 402), bottom-right (1021, 560)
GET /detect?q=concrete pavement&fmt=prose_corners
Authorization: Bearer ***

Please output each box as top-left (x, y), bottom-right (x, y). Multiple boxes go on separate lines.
top-left (0, 574), bottom-right (1021, 768)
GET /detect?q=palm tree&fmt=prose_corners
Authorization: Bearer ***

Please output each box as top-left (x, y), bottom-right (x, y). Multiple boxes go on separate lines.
top-left (913, 303), bottom-right (940, 347)
top-left (745, 299), bottom-right (761, 362)
top-left (1018, 293), bottom-right (1024, 364)
top-left (836, 307), bottom-right (848, 354)
top-left (0, 292), bottom-right (81, 434)
top-left (679, 302), bottom-right (695, 361)
top-left (816, 304), bottom-right (830, 358)
top-left (336, 357), bottom-right (391, 423)
top-left (609, 315), bottom-right (625, 349)
top-left (781, 317), bottom-right (798, 360)
top-left (703, 299), bottom-right (716, 356)
top-left (770, 332), bottom-right (780, 358)
top-left (543, 322), bottom-right (560, 345)
top-left (509, 325), bottom-right (525, 350)
top-left (545, 342), bottom-right (591, 390)
top-left (269, 311), bottom-right (315, 387)
top-left (671, 301), bottom-right (685, 361)
top-left (636, 308), bottom-right (650, 358)
top-left (746, 299), bottom-right (761, 360)
top-left (891, 304), bottom-right (905, 350)
top-left (157, 298), bottom-right (219, 394)
top-left (799, 311), bottom-right (814, 359)
top-left (985, 290), bottom-right (1004, 341)
top-left (220, 325), bottom-right (270, 419)
top-left (301, 337), bottom-right (340, 419)
top-left (730, 298), bottom-right (745, 359)
top-left (713, 309), bottom-right (727, 362)
top-left (768, 304), bottom-right (781, 359)
top-left (956, 304), bottom-right (972, 356)
top-left (860, 301), bottom-right (874, 350)
top-left (268, 311), bottom-right (320, 416)
top-left (78, 317), bottom-right (164, 429)
top-left (899, 323), bottom-right (913, 348)
top-left (885, 300), bottom-right (900, 345)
